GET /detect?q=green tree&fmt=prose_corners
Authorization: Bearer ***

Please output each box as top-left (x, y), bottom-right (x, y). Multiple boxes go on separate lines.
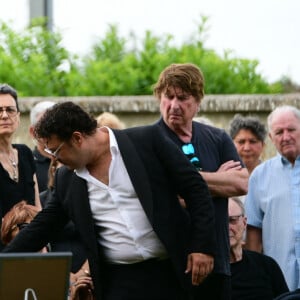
top-left (0, 16), bottom-right (286, 96)
top-left (0, 19), bottom-right (77, 96)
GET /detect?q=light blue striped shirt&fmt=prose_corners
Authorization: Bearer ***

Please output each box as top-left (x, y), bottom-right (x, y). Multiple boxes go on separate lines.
top-left (245, 154), bottom-right (300, 291)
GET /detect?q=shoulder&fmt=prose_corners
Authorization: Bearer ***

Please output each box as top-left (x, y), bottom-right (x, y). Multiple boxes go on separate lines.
top-left (193, 122), bottom-right (232, 144)
top-left (243, 250), bottom-right (281, 267)
top-left (13, 144), bottom-right (35, 161)
top-left (13, 143), bottom-right (32, 153)
top-left (243, 249), bottom-right (264, 259)
top-left (193, 121), bottom-right (225, 135)
top-left (251, 155), bottom-right (281, 177)
top-left (56, 165), bottom-right (74, 178)
top-left (119, 124), bottom-right (170, 143)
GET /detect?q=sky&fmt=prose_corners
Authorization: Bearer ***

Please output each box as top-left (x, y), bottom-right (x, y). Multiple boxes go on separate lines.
top-left (1, 0), bottom-right (300, 84)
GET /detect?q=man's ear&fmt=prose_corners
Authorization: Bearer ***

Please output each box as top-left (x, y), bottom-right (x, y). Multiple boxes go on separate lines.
top-left (29, 125), bottom-right (35, 138)
top-left (71, 131), bottom-right (83, 145)
top-left (268, 132), bottom-right (273, 142)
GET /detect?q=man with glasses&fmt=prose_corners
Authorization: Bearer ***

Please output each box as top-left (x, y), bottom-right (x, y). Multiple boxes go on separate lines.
top-left (154, 63), bottom-right (249, 300)
top-left (229, 197), bottom-right (288, 300)
top-left (3, 101), bottom-right (217, 300)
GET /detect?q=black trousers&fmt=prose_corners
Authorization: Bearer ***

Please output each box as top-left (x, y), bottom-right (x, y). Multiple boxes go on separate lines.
top-left (103, 258), bottom-right (190, 300)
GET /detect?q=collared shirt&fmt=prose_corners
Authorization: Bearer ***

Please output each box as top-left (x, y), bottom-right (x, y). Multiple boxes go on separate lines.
top-left (245, 154), bottom-right (300, 290)
top-left (76, 127), bottom-right (167, 264)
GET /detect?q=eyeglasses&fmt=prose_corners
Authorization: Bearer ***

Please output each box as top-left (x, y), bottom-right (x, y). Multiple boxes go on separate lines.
top-left (229, 215), bottom-right (244, 225)
top-left (0, 106), bottom-right (18, 117)
top-left (182, 143), bottom-right (202, 171)
top-left (44, 142), bottom-right (64, 158)
top-left (17, 222), bottom-right (30, 230)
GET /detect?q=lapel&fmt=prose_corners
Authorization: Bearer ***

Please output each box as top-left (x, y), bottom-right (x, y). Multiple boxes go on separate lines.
top-left (113, 130), bottom-right (153, 224)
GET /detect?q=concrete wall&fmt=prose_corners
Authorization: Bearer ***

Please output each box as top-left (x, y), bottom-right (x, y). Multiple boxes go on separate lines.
top-left (16, 94), bottom-right (300, 159)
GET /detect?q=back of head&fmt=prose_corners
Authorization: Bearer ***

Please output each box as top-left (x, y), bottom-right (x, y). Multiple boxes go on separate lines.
top-left (34, 101), bottom-right (98, 140)
top-left (96, 112), bottom-right (125, 129)
top-left (153, 63), bottom-right (205, 102)
top-left (30, 101), bottom-right (56, 125)
top-left (1, 201), bottom-right (39, 245)
top-left (229, 114), bottom-right (267, 142)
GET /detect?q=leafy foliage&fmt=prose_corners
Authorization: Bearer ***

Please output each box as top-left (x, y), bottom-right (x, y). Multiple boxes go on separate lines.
top-left (0, 16), bottom-right (285, 96)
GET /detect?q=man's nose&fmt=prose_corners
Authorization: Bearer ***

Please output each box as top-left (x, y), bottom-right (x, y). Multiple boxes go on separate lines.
top-left (0, 109), bottom-right (9, 118)
top-left (282, 130), bottom-right (291, 140)
top-left (170, 98), bottom-right (180, 109)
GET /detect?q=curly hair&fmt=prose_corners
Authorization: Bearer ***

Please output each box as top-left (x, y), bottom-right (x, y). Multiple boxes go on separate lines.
top-left (229, 114), bottom-right (267, 142)
top-left (34, 101), bottom-right (98, 141)
top-left (153, 63), bottom-right (205, 103)
top-left (1, 201), bottom-right (39, 245)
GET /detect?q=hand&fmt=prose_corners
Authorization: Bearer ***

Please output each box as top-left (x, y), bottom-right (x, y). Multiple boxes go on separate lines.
top-left (217, 160), bottom-right (242, 172)
top-left (185, 253), bottom-right (214, 286)
top-left (69, 270), bottom-right (94, 300)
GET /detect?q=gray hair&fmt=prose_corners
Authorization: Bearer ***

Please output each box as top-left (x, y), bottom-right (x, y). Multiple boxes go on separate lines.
top-left (229, 197), bottom-right (245, 215)
top-left (30, 101), bottom-right (56, 125)
top-left (267, 105), bottom-right (300, 132)
top-left (229, 114), bottom-right (267, 142)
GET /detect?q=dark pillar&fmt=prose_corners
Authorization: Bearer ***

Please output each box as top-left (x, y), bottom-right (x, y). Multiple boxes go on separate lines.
top-left (29, 0), bottom-right (53, 31)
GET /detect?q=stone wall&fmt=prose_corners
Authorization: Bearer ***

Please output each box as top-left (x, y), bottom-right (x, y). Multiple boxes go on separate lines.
top-left (15, 94), bottom-right (300, 159)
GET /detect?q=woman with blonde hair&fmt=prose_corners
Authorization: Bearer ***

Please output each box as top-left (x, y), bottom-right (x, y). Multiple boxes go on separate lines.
top-left (96, 112), bottom-right (125, 129)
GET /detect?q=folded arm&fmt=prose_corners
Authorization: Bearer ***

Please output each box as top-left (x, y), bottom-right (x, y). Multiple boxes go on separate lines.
top-left (200, 160), bottom-right (249, 197)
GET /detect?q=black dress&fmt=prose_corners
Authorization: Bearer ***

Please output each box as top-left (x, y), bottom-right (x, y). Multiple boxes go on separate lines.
top-left (0, 144), bottom-right (36, 250)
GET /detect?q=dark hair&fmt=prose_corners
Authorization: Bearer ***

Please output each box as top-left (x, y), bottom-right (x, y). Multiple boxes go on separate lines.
top-left (153, 63), bottom-right (205, 102)
top-left (34, 101), bottom-right (98, 141)
top-left (229, 114), bottom-right (267, 142)
top-left (0, 83), bottom-right (19, 111)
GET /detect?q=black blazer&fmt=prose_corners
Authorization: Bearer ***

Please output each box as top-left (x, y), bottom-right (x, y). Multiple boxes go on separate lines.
top-left (3, 124), bottom-right (216, 300)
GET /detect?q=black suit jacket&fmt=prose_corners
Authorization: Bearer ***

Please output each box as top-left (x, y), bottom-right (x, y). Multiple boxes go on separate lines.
top-left (3, 124), bottom-right (216, 300)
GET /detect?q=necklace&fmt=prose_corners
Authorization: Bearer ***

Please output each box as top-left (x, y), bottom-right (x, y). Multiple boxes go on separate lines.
top-left (8, 151), bottom-right (18, 182)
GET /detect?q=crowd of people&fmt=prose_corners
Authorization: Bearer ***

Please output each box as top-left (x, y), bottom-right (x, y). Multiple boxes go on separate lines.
top-left (0, 62), bottom-right (299, 300)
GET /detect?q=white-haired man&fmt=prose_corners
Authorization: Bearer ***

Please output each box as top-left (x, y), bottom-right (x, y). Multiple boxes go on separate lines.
top-left (246, 105), bottom-right (300, 290)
